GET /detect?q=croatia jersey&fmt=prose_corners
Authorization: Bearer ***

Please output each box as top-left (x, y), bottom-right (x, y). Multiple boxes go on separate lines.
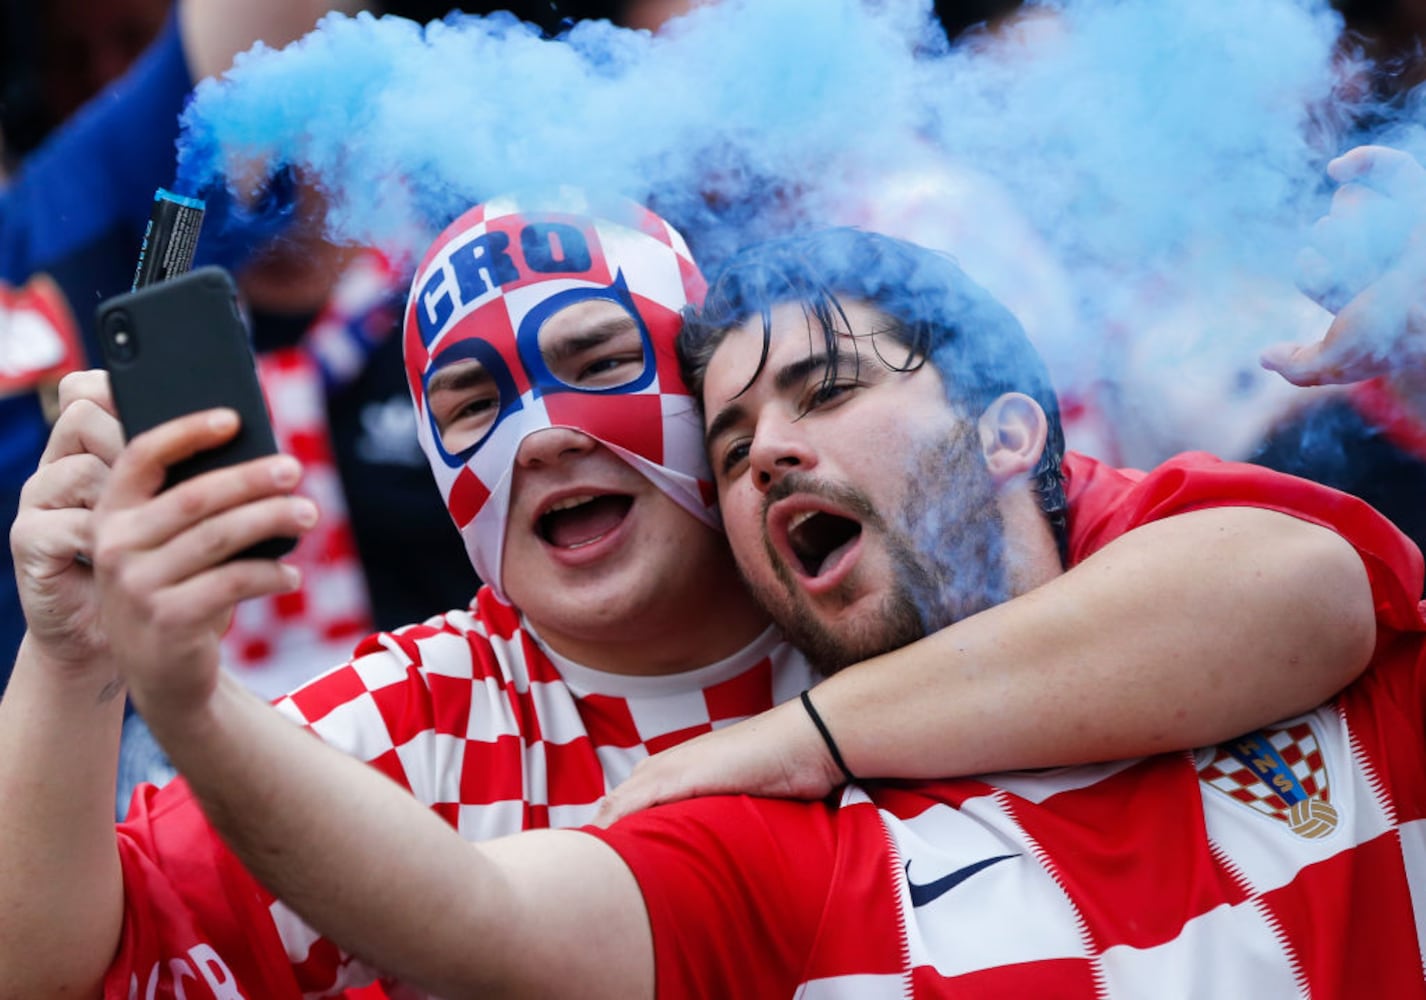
top-left (104, 590), bottom-right (812, 998)
top-left (593, 453), bottom-right (1426, 998)
top-left (605, 643), bottom-right (1425, 999)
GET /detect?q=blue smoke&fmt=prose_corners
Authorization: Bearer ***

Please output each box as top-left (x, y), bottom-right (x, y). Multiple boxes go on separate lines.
top-left (176, 1), bottom-right (943, 254)
top-left (174, 0), bottom-right (1424, 460)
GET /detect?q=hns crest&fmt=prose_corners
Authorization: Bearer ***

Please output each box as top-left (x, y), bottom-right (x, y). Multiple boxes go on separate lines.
top-left (1199, 722), bottom-right (1338, 839)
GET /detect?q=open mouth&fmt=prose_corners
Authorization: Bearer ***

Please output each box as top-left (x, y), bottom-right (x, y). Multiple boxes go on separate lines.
top-left (538, 494), bottom-right (634, 549)
top-left (787, 510), bottom-right (863, 578)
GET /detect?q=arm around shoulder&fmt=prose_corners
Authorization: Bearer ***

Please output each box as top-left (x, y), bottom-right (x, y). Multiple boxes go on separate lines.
top-left (816, 503), bottom-right (1377, 780)
top-left (597, 502), bottom-right (1380, 823)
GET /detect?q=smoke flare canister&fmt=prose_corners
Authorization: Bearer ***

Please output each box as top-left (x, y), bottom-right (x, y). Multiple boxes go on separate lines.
top-left (131, 189), bottom-right (206, 289)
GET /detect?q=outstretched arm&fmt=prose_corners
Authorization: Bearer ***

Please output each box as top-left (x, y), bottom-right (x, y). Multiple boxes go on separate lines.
top-left (141, 672), bottom-right (654, 999)
top-left (91, 407), bottom-right (651, 997)
top-left (597, 504), bottom-right (1376, 822)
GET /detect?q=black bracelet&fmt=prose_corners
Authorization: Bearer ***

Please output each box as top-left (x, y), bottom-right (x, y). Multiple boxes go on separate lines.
top-left (800, 689), bottom-right (857, 784)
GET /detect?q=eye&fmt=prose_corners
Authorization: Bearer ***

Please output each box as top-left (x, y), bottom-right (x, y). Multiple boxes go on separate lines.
top-left (719, 439), bottom-right (751, 477)
top-left (576, 352), bottom-right (643, 387)
top-left (800, 380), bottom-right (858, 415)
top-left (431, 386), bottom-right (501, 453)
top-left (538, 300), bottom-right (649, 391)
top-left (453, 395), bottom-right (497, 420)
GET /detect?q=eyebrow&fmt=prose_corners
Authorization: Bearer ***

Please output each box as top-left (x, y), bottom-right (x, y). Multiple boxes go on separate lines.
top-left (775, 352), bottom-right (835, 393)
top-left (542, 315), bottom-right (639, 366)
top-left (704, 350), bottom-right (850, 450)
top-left (426, 360), bottom-right (494, 399)
top-left (704, 400), bottom-right (747, 452)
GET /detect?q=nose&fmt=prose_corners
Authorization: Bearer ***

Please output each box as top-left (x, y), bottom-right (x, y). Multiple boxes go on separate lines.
top-left (516, 426), bottom-right (598, 468)
top-left (748, 415), bottom-right (816, 494)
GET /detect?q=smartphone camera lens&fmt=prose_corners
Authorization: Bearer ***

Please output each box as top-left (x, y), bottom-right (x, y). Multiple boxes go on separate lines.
top-left (104, 311), bottom-right (138, 363)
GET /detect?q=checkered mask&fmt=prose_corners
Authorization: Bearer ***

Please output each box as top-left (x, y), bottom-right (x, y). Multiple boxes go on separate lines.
top-left (403, 192), bottom-right (716, 601)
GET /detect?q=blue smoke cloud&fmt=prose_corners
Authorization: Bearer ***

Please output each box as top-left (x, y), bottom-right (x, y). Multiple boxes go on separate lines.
top-left (175, 0), bottom-right (1424, 461)
top-left (176, 1), bottom-right (942, 253)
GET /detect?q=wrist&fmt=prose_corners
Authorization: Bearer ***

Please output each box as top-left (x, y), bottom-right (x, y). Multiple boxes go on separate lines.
top-left (125, 658), bottom-right (225, 747)
top-left (16, 632), bottom-right (125, 700)
top-left (799, 689), bottom-right (857, 787)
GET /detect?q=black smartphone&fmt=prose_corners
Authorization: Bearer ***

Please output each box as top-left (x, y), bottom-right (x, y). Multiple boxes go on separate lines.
top-left (95, 266), bottom-right (297, 560)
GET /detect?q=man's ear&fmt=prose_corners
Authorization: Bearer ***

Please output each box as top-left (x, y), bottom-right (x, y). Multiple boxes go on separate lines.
top-left (976, 392), bottom-right (1049, 484)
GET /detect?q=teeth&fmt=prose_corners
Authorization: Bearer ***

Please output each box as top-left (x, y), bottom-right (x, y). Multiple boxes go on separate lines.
top-left (546, 494), bottom-right (596, 513)
top-left (788, 510), bottom-right (818, 533)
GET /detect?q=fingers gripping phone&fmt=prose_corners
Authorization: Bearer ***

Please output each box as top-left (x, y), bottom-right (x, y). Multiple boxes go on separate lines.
top-left (96, 266), bottom-right (298, 560)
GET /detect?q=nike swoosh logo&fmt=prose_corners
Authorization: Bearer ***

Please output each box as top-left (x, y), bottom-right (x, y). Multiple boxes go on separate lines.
top-left (905, 853), bottom-right (1019, 908)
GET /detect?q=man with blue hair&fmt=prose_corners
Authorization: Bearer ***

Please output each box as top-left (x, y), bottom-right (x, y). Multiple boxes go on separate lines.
top-left (39, 219), bottom-right (1423, 997)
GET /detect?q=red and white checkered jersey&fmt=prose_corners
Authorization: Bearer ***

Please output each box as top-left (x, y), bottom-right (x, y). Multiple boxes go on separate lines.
top-left (604, 647), bottom-right (1426, 998)
top-left (223, 344), bottom-right (372, 696)
top-left (105, 590), bottom-right (812, 999)
top-left (594, 455), bottom-right (1426, 999)
top-left (272, 587), bottom-right (811, 836)
top-left (221, 249), bottom-right (405, 697)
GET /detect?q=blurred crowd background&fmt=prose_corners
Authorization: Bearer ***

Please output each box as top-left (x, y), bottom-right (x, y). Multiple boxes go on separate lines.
top-left (9, 0), bottom-right (1426, 172)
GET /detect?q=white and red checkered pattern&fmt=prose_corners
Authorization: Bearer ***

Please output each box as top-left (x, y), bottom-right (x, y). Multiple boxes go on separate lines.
top-left (220, 348), bottom-right (371, 695)
top-left (264, 585), bottom-right (814, 993)
top-left (401, 191), bottom-right (714, 599)
top-left (592, 452), bottom-right (1426, 999)
top-left (219, 250), bottom-right (405, 697)
top-left (103, 453), bottom-right (1426, 998)
top-left (605, 650), bottom-right (1426, 999)
top-left (106, 588), bottom-right (812, 999)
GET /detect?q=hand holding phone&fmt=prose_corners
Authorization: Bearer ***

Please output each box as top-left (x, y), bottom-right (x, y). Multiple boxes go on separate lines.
top-left (95, 266), bottom-right (297, 560)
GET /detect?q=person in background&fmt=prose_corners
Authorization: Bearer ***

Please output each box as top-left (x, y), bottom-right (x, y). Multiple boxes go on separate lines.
top-left (1, 193), bottom-right (800, 998)
top-left (0, 0), bottom-right (480, 816)
top-left (0, 0), bottom-right (390, 694)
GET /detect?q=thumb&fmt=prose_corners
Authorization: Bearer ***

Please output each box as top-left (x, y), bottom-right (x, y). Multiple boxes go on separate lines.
top-left (591, 793), bottom-right (624, 829)
top-left (1260, 340), bottom-right (1330, 387)
top-left (591, 787), bottom-right (653, 828)
top-left (1262, 278), bottom-right (1402, 387)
